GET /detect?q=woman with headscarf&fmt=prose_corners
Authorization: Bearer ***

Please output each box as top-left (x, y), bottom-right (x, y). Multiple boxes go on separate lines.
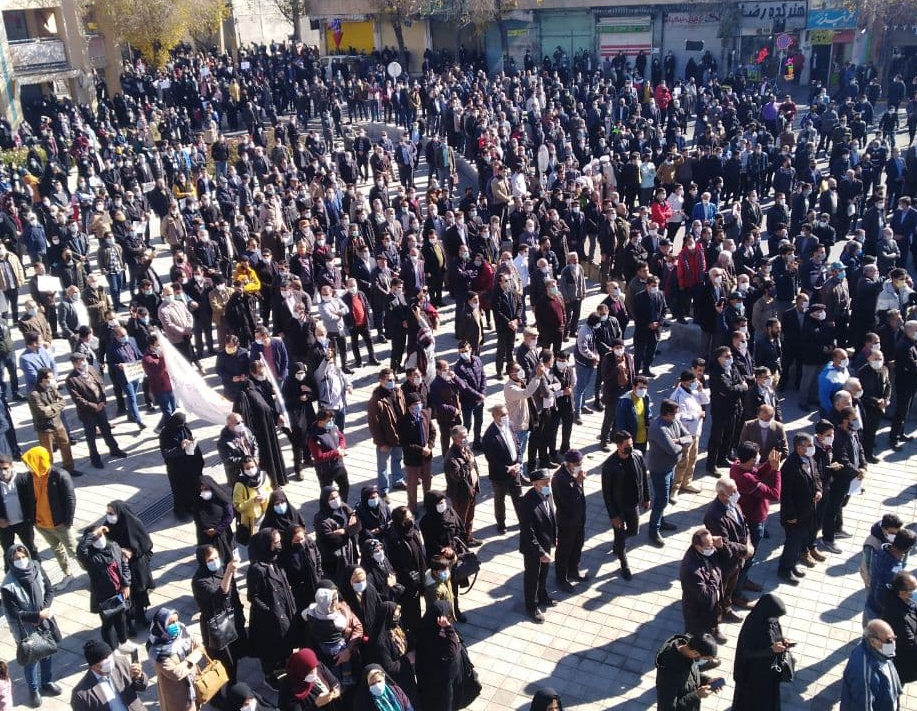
top-left (76, 523), bottom-right (132, 652)
top-left (361, 538), bottom-right (402, 602)
top-left (280, 524), bottom-right (324, 618)
top-left (260, 489), bottom-right (304, 534)
top-left (158, 410), bottom-right (205, 521)
top-left (355, 484), bottom-right (392, 542)
top-left (313, 485), bottom-right (361, 581)
top-left (415, 599), bottom-right (463, 711)
top-left (281, 361), bottom-right (315, 479)
top-left (247, 527), bottom-right (297, 689)
top-left (1, 545), bottom-right (62, 707)
top-left (529, 688), bottom-right (563, 711)
top-left (232, 456), bottom-right (274, 544)
top-left (191, 544), bottom-right (247, 685)
top-left (234, 376), bottom-right (287, 488)
top-left (104, 500), bottom-right (155, 636)
top-left (303, 580), bottom-right (363, 690)
top-left (732, 593), bottom-right (791, 711)
top-left (225, 683), bottom-right (276, 711)
top-left (351, 664), bottom-right (414, 711)
top-left (192, 476), bottom-right (236, 563)
top-left (340, 564), bottom-right (382, 646)
top-left (369, 601), bottom-right (417, 704)
top-left (418, 492), bottom-right (467, 620)
top-left (278, 648), bottom-right (342, 711)
top-left (385, 506), bottom-right (426, 634)
top-left (146, 607), bottom-right (204, 711)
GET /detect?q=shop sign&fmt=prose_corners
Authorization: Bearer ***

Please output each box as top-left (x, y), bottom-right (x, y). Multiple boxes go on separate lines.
top-left (810, 29), bottom-right (834, 44)
top-left (666, 13), bottom-right (720, 26)
top-left (806, 8), bottom-right (857, 30)
top-left (738, 2), bottom-right (807, 32)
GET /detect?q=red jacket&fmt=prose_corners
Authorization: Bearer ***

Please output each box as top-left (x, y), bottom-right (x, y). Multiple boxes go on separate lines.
top-left (676, 247), bottom-right (706, 289)
top-left (651, 200), bottom-right (673, 226)
top-left (731, 461), bottom-right (782, 524)
top-left (141, 352), bottom-right (172, 395)
top-left (654, 84), bottom-right (672, 111)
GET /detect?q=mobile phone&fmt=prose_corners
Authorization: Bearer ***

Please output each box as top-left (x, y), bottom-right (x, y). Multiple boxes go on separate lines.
top-left (131, 648), bottom-right (140, 664)
top-left (709, 678), bottom-right (726, 691)
top-left (785, 641), bottom-right (797, 648)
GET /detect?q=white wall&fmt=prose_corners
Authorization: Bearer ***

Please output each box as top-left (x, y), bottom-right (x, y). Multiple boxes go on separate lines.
top-left (230, 0), bottom-right (320, 47)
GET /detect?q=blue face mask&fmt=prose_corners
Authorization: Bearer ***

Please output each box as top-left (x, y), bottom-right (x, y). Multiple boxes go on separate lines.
top-left (540, 485), bottom-right (552, 497)
top-left (165, 622), bottom-right (181, 638)
top-left (324, 421), bottom-right (334, 430)
top-left (384, 380), bottom-right (395, 390)
top-left (410, 405), bottom-right (422, 417)
top-left (437, 569), bottom-right (450, 582)
top-left (273, 503), bottom-right (288, 515)
top-left (119, 335), bottom-right (128, 344)
top-left (367, 497), bottom-right (380, 509)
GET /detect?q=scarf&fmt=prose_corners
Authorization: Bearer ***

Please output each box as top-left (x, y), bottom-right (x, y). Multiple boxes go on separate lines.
top-left (147, 607), bottom-right (193, 662)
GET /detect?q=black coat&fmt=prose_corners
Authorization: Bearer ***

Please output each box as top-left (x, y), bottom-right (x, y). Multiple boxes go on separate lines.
top-left (246, 554), bottom-right (296, 659)
top-left (481, 421), bottom-right (520, 482)
top-left (601, 451), bottom-right (650, 517)
top-left (882, 591), bottom-right (917, 684)
top-left (779, 452), bottom-right (821, 526)
top-left (679, 545), bottom-right (734, 634)
top-left (552, 466), bottom-right (586, 529)
top-left (518, 488), bottom-right (556, 558)
top-left (703, 498), bottom-right (750, 575)
top-left (655, 635), bottom-right (704, 711)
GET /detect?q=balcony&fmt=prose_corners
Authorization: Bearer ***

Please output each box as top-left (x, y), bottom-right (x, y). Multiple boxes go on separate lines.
top-left (8, 37), bottom-right (69, 75)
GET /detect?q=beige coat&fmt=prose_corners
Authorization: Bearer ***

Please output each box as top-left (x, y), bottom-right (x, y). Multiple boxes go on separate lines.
top-left (503, 377), bottom-right (540, 431)
top-left (154, 643), bottom-right (202, 711)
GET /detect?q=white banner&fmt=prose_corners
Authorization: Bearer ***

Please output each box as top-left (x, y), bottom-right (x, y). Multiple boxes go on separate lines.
top-left (159, 335), bottom-right (233, 425)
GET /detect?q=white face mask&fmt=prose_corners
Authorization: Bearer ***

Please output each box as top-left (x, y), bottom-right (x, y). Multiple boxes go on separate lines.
top-left (881, 641), bottom-right (896, 658)
top-left (870, 360), bottom-right (884, 370)
top-left (99, 656), bottom-right (114, 674)
top-left (12, 557), bottom-right (30, 570)
top-left (700, 547), bottom-right (716, 557)
top-left (105, 513), bottom-right (118, 525)
top-left (243, 700), bottom-right (258, 711)
top-left (613, 347), bottom-right (625, 357)
top-left (635, 388), bottom-right (647, 398)
top-left (200, 490), bottom-right (213, 501)
top-left (435, 501), bottom-right (448, 514)
top-left (804, 446), bottom-right (816, 458)
top-left (758, 418), bottom-right (770, 429)
top-left (329, 498), bottom-right (342, 510)
top-left (92, 535), bottom-right (107, 549)
top-left (372, 550), bottom-right (385, 564)
top-left (295, 372), bottom-right (306, 381)
top-left (821, 435), bottom-right (834, 447)
top-left (728, 492), bottom-right (740, 506)
top-left (304, 671), bottom-right (319, 683)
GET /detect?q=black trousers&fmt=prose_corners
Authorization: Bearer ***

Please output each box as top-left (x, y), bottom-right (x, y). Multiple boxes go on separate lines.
top-left (612, 506), bottom-right (641, 568)
top-left (779, 522), bottom-right (807, 574)
top-left (529, 411), bottom-right (557, 467)
top-left (820, 488), bottom-right (849, 543)
top-left (100, 608), bottom-right (128, 649)
top-left (552, 407), bottom-right (574, 453)
top-left (0, 522), bottom-right (38, 568)
top-left (707, 408), bottom-right (740, 468)
top-left (81, 412), bottom-right (119, 461)
top-left (317, 463), bottom-right (350, 505)
top-left (891, 382), bottom-right (917, 441)
top-left (861, 408), bottom-right (881, 456)
top-left (495, 330), bottom-right (515, 376)
top-left (349, 324), bottom-right (376, 365)
top-left (523, 552), bottom-right (550, 607)
top-left (390, 329), bottom-right (407, 370)
top-left (490, 477), bottom-right (522, 528)
top-left (555, 524), bottom-right (584, 582)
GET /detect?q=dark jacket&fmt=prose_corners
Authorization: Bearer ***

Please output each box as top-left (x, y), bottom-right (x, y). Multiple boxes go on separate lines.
top-left (655, 634), bottom-right (704, 711)
top-left (601, 450), bottom-right (650, 518)
top-left (703, 498), bottom-right (750, 575)
top-left (779, 452), bottom-right (822, 526)
top-left (552, 465), bottom-right (586, 529)
top-left (517, 488), bottom-right (556, 558)
top-left (882, 590), bottom-right (917, 684)
top-left (30, 467), bottom-right (75, 527)
top-left (679, 544), bottom-right (735, 633)
top-left (481, 421), bottom-right (521, 482)
top-left (396, 408), bottom-right (435, 467)
top-left (443, 443), bottom-right (480, 500)
top-left (65, 367), bottom-right (109, 418)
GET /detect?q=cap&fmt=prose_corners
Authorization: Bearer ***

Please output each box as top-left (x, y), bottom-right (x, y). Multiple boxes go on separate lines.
top-left (83, 639), bottom-right (113, 665)
top-left (405, 393), bottom-right (423, 405)
top-left (530, 468), bottom-right (552, 483)
top-left (830, 261), bottom-right (845, 271)
top-left (728, 291), bottom-right (743, 300)
top-left (70, 352), bottom-right (87, 361)
top-left (564, 449), bottom-right (583, 463)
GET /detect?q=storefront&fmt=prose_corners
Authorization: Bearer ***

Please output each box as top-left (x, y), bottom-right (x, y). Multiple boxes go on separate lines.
top-left (538, 10), bottom-right (594, 61)
top-left (663, 12), bottom-right (722, 74)
top-left (596, 16), bottom-right (652, 62)
top-left (806, 8), bottom-right (858, 87)
top-left (737, 1), bottom-right (807, 80)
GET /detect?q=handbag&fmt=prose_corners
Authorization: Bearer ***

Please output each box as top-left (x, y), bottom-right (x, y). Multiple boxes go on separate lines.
top-left (193, 650), bottom-right (229, 704)
top-left (205, 605), bottom-right (239, 650)
top-left (456, 644), bottom-right (482, 709)
top-left (98, 593), bottom-right (127, 622)
top-left (770, 650), bottom-right (796, 683)
top-left (235, 522), bottom-right (251, 546)
top-left (16, 628), bottom-right (58, 666)
top-left (452, 551), bottom-right (480, 590)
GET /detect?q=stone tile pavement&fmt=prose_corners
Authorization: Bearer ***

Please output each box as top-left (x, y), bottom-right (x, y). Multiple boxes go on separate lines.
top-left (1, 121), bottom-right (916, 711)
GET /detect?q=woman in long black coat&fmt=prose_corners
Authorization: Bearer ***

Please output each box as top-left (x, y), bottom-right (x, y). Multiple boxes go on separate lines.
top-left (415, 599), bottom-right (463, 711)
top-left (360, 537), bottom-right (402, 602)
top-left (260, 488), bottom-right (305, 534)
top-left (313, 485), bottom-right (361, 581)
top-left (354, 484), bottom-right (391, 542)
top-left (192, 476), bottom-right (236, 563)
top-left (732, 593), bottom-right (790, 711)
top-left (105, 500), bottom-right (155, 635)
top-left (234, 377), bottom-right (287, 487)
top-left (281, 361), bottom-right (315, 478)
top-left (384, 506), bottom-right (426, 634)
top-left (191, 544), bottom-right (247, 684)
top-left (419, 490), bottom-right (468, 621)
top-left (368, 601), bottom-right (418, 704)
top-left (339, 564), bottom-right (383, 646)
top-left (280, 524), bottom-right (324, 618)
top-left (882, 574), bottom-right (917, 684)
top-left (158, 410), bottom-right (204, 520)
top-left (247, 527), bottom-right (297, 687)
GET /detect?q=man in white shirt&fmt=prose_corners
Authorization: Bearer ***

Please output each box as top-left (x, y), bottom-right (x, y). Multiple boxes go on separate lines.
top-left (70, 639), bottom-right (148, 711)
top-left (670, 370), bottom-right (709, 499)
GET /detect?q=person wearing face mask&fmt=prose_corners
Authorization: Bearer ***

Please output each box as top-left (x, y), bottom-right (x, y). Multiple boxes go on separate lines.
top-left (732, 593), bottom-right (794, 711)
top-left (614, 375), bottom-right (652, 455)
top-left (860, 514), bottom-right (905, 590)
top-left (534, 278), bottom-right (566, 355)
top-left (679, 526), bottom-right (739, 645)
top-left (141, 334), bottom-right (175, 434)
top-left (76, 522), bottom-right (133, 654)
top-left (190, 544), bottom-right (245, 685)
top-left (517, 468), bottom-right (557, 622)
top-left (279, 523), bottom-right (325, 618)
top-left (857, 350), bottom-right (891, 462)
top-left (106, 326), bottom-right (147, 431)
top-left (247, 527), bottom-right (297, 687)
top-left (633, 274), bottom-right (667, 377)
top-left (104, 500), bottom-right (154, 637)
top-left (883, 572), bottom-right (917, 688)
top-left (70, 638), bottom-right (148, 711)
top-left (216, 413), bottom-right (259, 488)
top-left (889, 320), bottom-right (917, 449)
top-left (341, 278), bottom-right (380, 368)
top-left (224, 683), bottom-right (275, 711)
top-left (223, 278), bottom-right (259, 349)
top-left (250, 325), bottom-right (290, 383)
top-left (65, 351), bottom-right (128, 469)
top-left (354, 484), bottom-right (392, 544)
top-left (394, 393), bottom-right (434, 511)
top-left (352, 664), bottom-right (413, 711)
top-left (840, 619), bottom-right (902, 710)
top-left (146, 607), bottom-right (205, 711)
top-left (737, 401), bottom-right (788, 461)
top-left (232, 455), bottom-right (274, 544)
top-left (234, 367), bottom-right (288, 488)
top-left (866, 528), bottom-right (917, 626)
top-left (1, 544), bottom-right (62, 707)
top-left (282, 362), bottom-right (317, 479)
top-left (158, 411), bottom-right (204, 521)
top-left (192, 475), bottom-right (237, 565)
top-left (260, 490), bottom-right (305, 535)
top-left (654, 632), bottom-right (720, 711)
top-left (278, 647), bottom-right (342, 711)
top-left (817, 348), bottom-right (851, 415)
top-left (776, 434), bottom-right (824, 586)
top-left (423, 554), bottom-right (460, 623)
top-left (706, 346), bottom-right (749, 475)
top-left (313, 485), bottom-right (361, 582)
top-left (384, 506), bottom-right (426, 632)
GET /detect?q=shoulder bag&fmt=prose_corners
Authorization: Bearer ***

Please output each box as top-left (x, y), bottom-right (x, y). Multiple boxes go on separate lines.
top-left (193, 650), bottom-right (229, 704)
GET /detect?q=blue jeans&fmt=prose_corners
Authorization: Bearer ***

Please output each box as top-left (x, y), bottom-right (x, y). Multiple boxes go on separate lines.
top-left (23, 654), bottom-right (52, 691)
top-left (574, 363), bottom-right (596, 415)
top-left (156, 391), bottom-right (177, 429)
top-left (106, 271), bottom-right (126, 306)
top-left (121, 379), bottom-right (141, 424)
top-left (376, 445), bottom-right (404, 493)
top-left (333, 407), bottom-right (346, 433)
top-left (516, 430), bottom-right (530, 477)
top-left (649, 469), bottom-right (674, 532)
top-left (739, 521), bottom-right (766, 588)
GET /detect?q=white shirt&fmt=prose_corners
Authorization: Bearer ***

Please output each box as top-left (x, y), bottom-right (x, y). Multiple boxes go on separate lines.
top-left (91, 670), bottom-right (129, 711)
top-left (670, 384), bottom-right (708, 437)
top-left (498, 421), bottom-right (517, 462)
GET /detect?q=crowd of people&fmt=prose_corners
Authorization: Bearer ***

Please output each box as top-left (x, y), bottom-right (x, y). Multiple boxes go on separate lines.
top-left (0, 37), bottom-right (916, 711)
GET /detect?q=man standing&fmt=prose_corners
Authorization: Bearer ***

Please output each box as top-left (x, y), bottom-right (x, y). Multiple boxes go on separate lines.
top-left (602, 431), bottom-right (650, 580)
top-left (0, 454), bottom-right (39, 565)
top-left (646, 399), bottom-right (691, 547)
top-left (633, 274), bottom-right (667, 376)
top-left (680, 528), bottom-right (740, 644)
top-left (670, 371), bottom-right (708, 497)
top-left (482, 404), bottom-right (524, 535)
top-left (703, 478), bottom-right (756, 616)
top-left (443, 424), bottom-right (482, 547)
top-left (737, 403), bottom-right (788, 459)
top-left (778, 434), bottom-right (823, 585)
top-left (890, 320), bottom-right (917, 448)
top-left (655, 633), bottom-right (721, 710)
top-left (64, 353), bottom-right (128, 469)
top-left (429, 359), bottom-right (465, 458)
top-left (707, 346), bottom-right (748, 475)
top-left (552, 449), bottom-right (588, 593)
top-left (397, 393), bottom-right (435, 512)
top-left (28, 368), bottom-right (79, 476)
top-left (453, 340), bottom-right (486, 449)
top-left (22, 445), bottom-right (78, 591)
top-left (70, 639), bottom-right (148, 711)
top-left (840, 620), bottom-right (902, 711)
top-left (518, 468), bottom-right (557, 623)
top-left (107, 326), bottom-right (146, 431)
top-left (534, 278), bottom-right (566, 354)
top-left (493, 272), bottom-right (523, 378)
top-left (367, 368), bottom-right (407, 497)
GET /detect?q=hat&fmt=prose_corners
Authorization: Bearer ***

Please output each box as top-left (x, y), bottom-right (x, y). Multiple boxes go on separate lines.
top-left (405, 393), bottom-right (423, 405)
top-left (564, 449), bottom-right (583, 463)
top-left (83, 639), bottom-right (113, 665)
top-left (659, 238), bottom-right (672, 247)
top-left (728, 291), bottom-right (743, 300)
top-left (530, 468), bottom-right (552, 482)
top-left (70, 352), bottom-right (87, 361)
top-left (830, 261), bottom-right (845, 271)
